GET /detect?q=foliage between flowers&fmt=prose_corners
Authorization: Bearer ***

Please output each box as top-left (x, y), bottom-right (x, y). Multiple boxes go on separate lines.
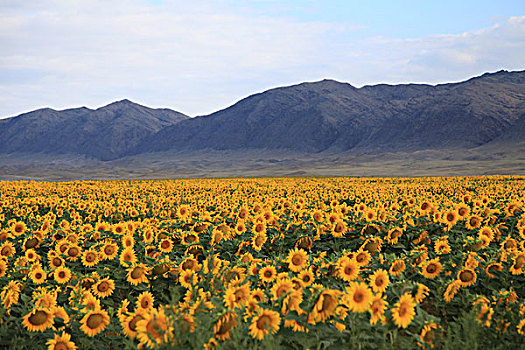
top-left (0, 176), bottom-right (525, 349)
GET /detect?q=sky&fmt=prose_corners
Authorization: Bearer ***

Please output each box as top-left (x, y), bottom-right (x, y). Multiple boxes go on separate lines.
top-left (1, 0), bottom-right (524, 118)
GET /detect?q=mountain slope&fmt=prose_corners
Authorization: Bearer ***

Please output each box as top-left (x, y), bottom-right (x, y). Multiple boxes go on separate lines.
top-left (0, 100), bottom-right (188, 160)
top-left (137, 70), bottom-right (525, 154)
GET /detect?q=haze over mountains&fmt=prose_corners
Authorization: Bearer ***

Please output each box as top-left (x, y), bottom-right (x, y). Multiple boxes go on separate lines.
top-left (1, 70), bottom-right (524, 179)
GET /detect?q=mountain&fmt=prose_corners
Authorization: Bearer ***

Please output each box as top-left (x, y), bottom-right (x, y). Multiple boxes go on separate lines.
top-left (0, 100), bottom-right (188, 160)
top-left (136, 70), bottom-right (525, 154)
top-left (1, 70), bottom-right (524, 176)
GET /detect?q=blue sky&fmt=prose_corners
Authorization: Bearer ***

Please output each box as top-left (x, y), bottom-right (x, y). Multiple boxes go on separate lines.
top-left (1, 0), bottom-right (524, 118)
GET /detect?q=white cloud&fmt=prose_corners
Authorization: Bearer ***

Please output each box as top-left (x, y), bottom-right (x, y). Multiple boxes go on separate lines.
top-left (0, 2), bottom-right (524, 118)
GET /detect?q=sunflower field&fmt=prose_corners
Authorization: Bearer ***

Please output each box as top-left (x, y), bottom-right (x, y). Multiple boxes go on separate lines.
top-left (0, 176), bottom-right (525, 349)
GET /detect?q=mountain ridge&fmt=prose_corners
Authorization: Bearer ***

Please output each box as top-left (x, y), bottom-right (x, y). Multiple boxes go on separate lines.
top-left (1, 70), bottom-right (524, 167)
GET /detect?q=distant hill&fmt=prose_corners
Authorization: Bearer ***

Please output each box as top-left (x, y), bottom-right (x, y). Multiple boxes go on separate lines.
top-left (136, 70), bottom-right (525, 154)
top-left (0, 99), bottom-right (188, 160)
top-left (1, 70), bottom-right (524, 172)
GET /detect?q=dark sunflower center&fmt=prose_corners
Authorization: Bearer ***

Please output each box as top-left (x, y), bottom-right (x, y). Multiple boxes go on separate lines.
top-left (87, 314), bottom-right (103, 329)
top-left (353, 291), bottom-right (364, 303)
top-left (344, 266), bottom-right (354, 275)
top-left (459, 270), bottom-right (474, 282)
top-left (98, 281), bottom-right (110, 292)
top-left (321, 294), bottom-right (334, 312)
top-left (129, 315), bottom-right (144, 331)
top-left (256, 315), bottom-right (271, 330)
top-left (55, 342), bottom-right (68, 350)
top-left (217, 316), bottom-right (235, 335)
top-left (104, 246), bottom-right (115, 255)
top-left (68, 247), bottom-right (79, 257)
top-left (25, 238), bottom-right (39, 249)
top-left (131, 267), bottom-right (144, 279)
top-left (29, 310), bottom-right (49, 325)
top-left (427, 264), bottom-right (437, 273)
top-left (398, 304), bottom-right (408, 317)
top-left (292, 255), bottom-right (303, 265)
top-left (234, 290), bottom-right (245, 302)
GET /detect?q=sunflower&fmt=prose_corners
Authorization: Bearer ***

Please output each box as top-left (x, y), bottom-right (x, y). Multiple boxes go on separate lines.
top-left (251, 233), bottom-right (267, 251)
top-left (81, 292), bottom-right (101, 312)
top-left (25, 248), bottom-right (39, 262)
top-left (443, 280), bottom-right (462, 302)
top-left (127, 264), bottom-right (149, 286)
top-left (100, 241), bottom-right (119, 260)
top-left (421, 258), bottom-right (442, 279)
top-left (180, 257), bottom-right (200, 272)
top-left (179, 270), bottom-right (196, 288)
top-left (65, 244), bottom-right (82, 261)
top-left (442, 210), bottom-right (458, 228)
top-left (362, 237), bottom-right (383, 256)
top-left (80, 309), bottom-right (110, 337)
top-left (249, 308), bottom-right (281, 340)
top-left (122, 234), bottom-right (135, 249)
top-left (517, 318), bottom-right (525, 336)
top-left (271, 279), bottom-right (294, 300)
top-left (414, 283), bottom-right (430, 303)
top-left (224, 284), bottom-right (250, 309)
top-left (286, 248), bottom-right (308, 272)
top-left (182, 232), bottom-right (199, 245)
top-left (120, 248), bottom-right (137, 266)
top-left (465, 215), bottom-right (482, 230)
top-left (234, 220), bottom-right (246, 235)
top-left (478, 226), bottom-right (494, 242)
top-left (122, 311), bottom-right (146, 339)
top-left (213, 311), bottom-right (237, 341)
top-left (259, 266), bottom-right (277, 283)
top-left (177, 205), bottom-right (191, 219)
top-left (338, 257), bottom-right (360, 282)
top-left (137, 291), bottom-right (155, 311)
top-left (11, 221), bottom-right (27, 237)
top-left (455, 204), bottom-right (470, 219)
top-left (0, 241), bottom-right (16, 258)
top-left (386, 227), bottom-right (403, 244)
top-left (0, 259), bottom-right (7, 278)
top-left (92, 277), bottom-right (115, 298)
top-left (485, 262), bottom-right (502, 278)
top-left (355, 250), bottom-right (371, 267)
top-left (23, 236), bottom-right (41, 251)
top-left (81, 249), bottom-right (99, 267)
top-left (418, 323), bottom-right (439, 348)
top-left (22, 307), bottom-right (55, 332)
top-left (298, 269), bottom-right (314, 286)
top-left (30, 266), bottom-right (47, 285)
top-left (369, 295), bottom-right (387, 325)
top-left (295, 236), bottom-right (313, 250)
top-left (331, 219), bottom-right (347, 237)
top-left (389, 259), bottom-right (406, 277)
top-left (391, 293), bottom-right (416, 329)
top-left (369, 269), bottom-right (389, 294)
top-left (313, 289), bottom-right (341, 322)
top-left (46, 331), bottom-right (77, 350)
top-left (344, 282), bottom-right (373, 313)
top-left (158, 238), bottom-right (173, 253)
top-left (457, 268), bottom-right (477, 287)
top-left (510, 252), bottom-right (525, 275)
top-left (54, 266), bottom-right (72, 284)
top-left (434, 240), bottom-right (451, 255)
